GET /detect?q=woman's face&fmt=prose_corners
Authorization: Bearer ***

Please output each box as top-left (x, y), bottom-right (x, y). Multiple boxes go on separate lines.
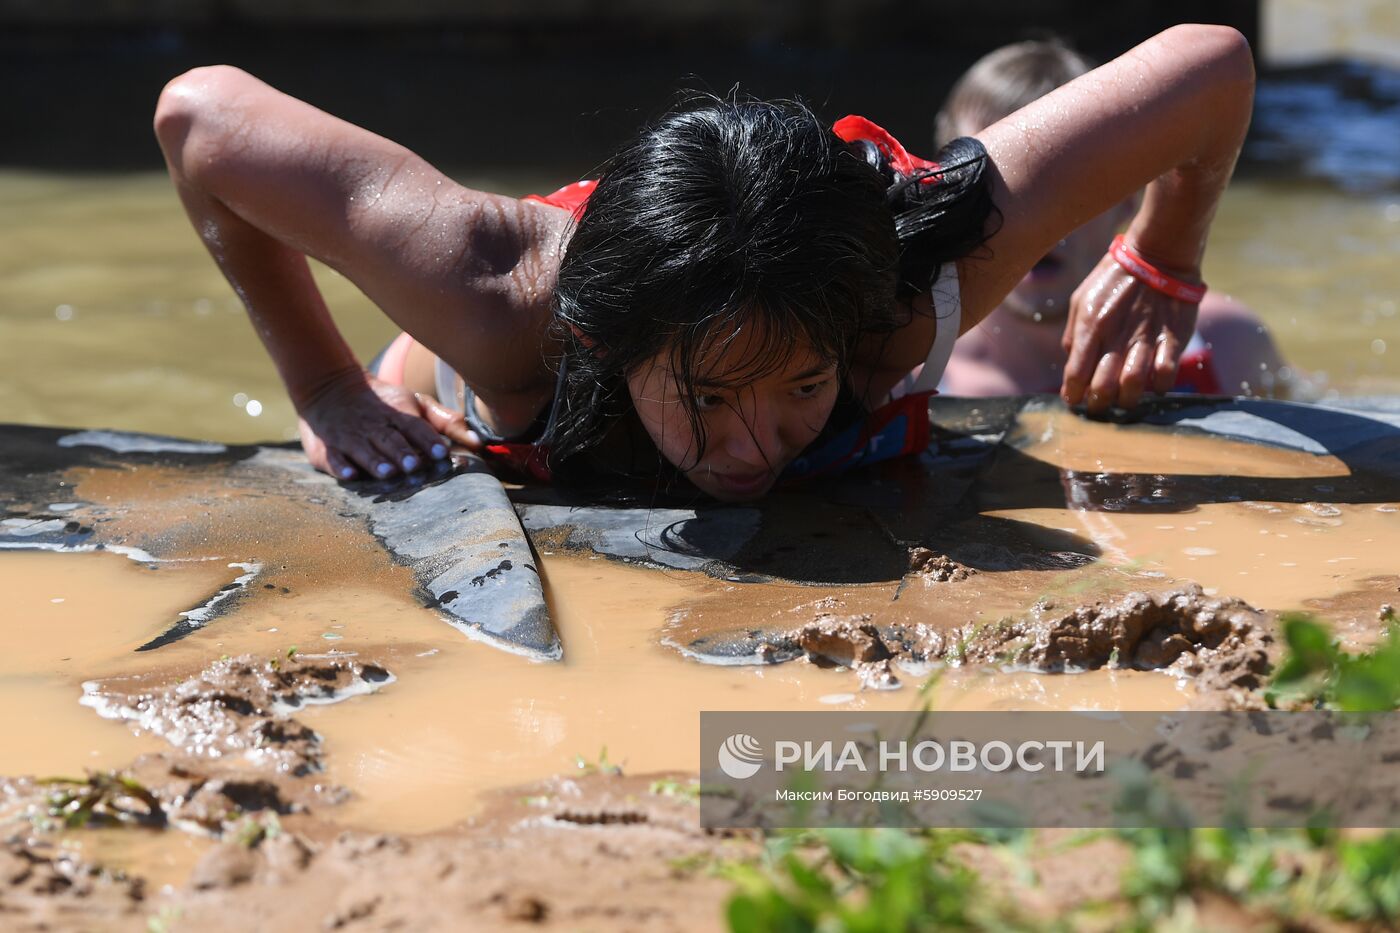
top-left (625, 322), bottom-right (840, 501)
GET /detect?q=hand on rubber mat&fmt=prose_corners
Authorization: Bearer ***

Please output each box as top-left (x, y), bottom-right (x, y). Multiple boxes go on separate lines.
top-left (1061, 253), bottom-right (1199, 414)
top-left (296, 371), bottom-right (471, 481)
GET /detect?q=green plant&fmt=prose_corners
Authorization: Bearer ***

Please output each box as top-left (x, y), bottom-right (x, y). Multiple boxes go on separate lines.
top-left (1113, 823), bottom-right (1400, 927)
top-left (146, 906), bottom-right (181, 933)
top-left (36, 771), bottom-right (165, 829)
top-left (573, 745), bottom-right (623, 776)
top-left (649, 777), bottom-right (701, 801)
top-left (231, 810), bottom-right (282, 847)
top-left (1266, 614), bottom-right (1400, 711)
top-left (724, 828), bottom-right (1049, 932)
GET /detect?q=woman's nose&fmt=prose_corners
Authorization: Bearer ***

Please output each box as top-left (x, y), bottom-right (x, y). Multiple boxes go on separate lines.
top-left (721, 399), bottom-right (783, 468)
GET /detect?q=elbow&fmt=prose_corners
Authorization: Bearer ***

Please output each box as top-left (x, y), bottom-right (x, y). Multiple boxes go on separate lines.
top-left (1165, 23), bottom-right (1256, 92)
top-left (1154, 24), bottom-right (1256, 147)
top-left (153, 65), bottom-right (250, 176)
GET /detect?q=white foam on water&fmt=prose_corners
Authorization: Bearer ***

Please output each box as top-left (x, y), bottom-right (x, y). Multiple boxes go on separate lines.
top-left (177, 561), bottom-right (263, 624)
top-left (1, 518), bottom-right (70, 536)
top-left (0, 540), bottom-right (164, 563)
top-left (56, 430), bottom-right (226, 454)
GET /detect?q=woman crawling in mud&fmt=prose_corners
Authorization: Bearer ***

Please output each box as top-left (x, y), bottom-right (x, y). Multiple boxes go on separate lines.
top-left (155, 24), bottom-right (1253, 502)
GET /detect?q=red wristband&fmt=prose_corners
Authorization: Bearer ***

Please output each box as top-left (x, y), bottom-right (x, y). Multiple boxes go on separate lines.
top-left (1109, 235), bottom-right (1207, 304)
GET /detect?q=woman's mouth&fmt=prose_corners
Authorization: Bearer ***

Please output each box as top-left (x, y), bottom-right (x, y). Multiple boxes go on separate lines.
top-left (710, 469), bottom-right (773, 497)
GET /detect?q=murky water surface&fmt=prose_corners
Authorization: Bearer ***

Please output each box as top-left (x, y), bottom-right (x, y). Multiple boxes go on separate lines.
top-left (983, 409), bottom-right (1399, 619)
top-left (3, 397), bottom-right (1396, 837)
top-left (0, 540), bottom-right (1196, 836)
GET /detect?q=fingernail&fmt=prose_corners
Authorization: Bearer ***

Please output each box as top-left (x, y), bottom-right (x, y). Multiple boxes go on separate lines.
top-left (401, 454), bottom-right (419, 472)
top-left (339, 466), bottom-right (355, 480)
top-left (376, 462), bottom-right (393, 477)
top-left (431, 443), bottom-right (447, 459)
top-left (465, 430), bottom-right (481, 446)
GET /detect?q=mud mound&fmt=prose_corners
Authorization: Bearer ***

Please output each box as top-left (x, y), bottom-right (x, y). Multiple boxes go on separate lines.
top-left (82, 655), bottom-right (392, 776)
top-left (937, 586), bottom-right (1273, 683)
top-left (789, 615), bottom-right (902, 691)
top-left (907, 547), bottom-right (977, 582)
top-left (780, 586), bottom-right (1274, 698)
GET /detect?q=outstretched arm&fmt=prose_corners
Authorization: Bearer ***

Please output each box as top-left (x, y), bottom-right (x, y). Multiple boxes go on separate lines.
top-left (154, 66), bottom-right (563, 476)
top-left (961, 23), bottom-right (1255, 411)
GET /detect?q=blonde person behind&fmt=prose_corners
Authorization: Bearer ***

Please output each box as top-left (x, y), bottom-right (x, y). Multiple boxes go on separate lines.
top-left (935, 39), bottom-right (1290, 400)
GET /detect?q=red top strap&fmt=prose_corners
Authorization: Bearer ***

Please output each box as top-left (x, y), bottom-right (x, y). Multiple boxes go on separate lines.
top-left (526, 116), bottom-right (935, 221)
top-left (522, 179), bottom-right (598, 216)
top-left (831, 115), bottom-right (940, 178)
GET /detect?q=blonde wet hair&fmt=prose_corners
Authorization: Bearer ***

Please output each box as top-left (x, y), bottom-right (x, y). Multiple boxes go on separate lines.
top-left (935, 39), bottom-right (1093, 145)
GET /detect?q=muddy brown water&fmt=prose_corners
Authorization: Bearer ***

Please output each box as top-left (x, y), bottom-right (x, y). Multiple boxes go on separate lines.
top-left (3, 404), bottom-right (1396, 860)
top-left (0, 544), bottom-right (1194, 839)
top-left (987, 410), bottom-right (1399, 616)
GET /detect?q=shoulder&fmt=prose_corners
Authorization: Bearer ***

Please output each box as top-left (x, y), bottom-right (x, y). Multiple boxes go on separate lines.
top-left (939, 356), bottom-right (1031, 397)
top-left (1195, 291), bottom-right (1261, 329)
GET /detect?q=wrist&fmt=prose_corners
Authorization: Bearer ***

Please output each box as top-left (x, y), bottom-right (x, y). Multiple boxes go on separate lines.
top-left (1119, 234), bottom-right (1203, 280)
top-left (1125, 179), bottom-right (1214, 277)
top-left (290, 363), bottom-right (370, 412)
top-left (1110, 235), bottom-right (1207, 304)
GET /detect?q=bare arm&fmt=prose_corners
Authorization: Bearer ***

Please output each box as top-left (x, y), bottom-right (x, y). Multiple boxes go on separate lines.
top-left (859, 25), bottom-right (1253, 410)
top-left (964, 24), bottom-right (1253, 322)
top-left (154, 65), bottom-right (563, 475)
top-left (965, 24), bottom-right (1255, 410)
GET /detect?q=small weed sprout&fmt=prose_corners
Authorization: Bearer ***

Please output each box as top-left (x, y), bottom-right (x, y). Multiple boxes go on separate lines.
top-left (574, 745), bottom-right (623, 776)
top-left (231, 811), bottom-right (282, 847)
top-left (36, 771), bottom-right (165, 829)
top-left (649, 777), bottom-right (701, 801)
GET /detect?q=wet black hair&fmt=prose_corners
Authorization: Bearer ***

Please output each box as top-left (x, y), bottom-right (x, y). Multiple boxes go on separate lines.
top-left (549, 92), bottom-right (996, 472)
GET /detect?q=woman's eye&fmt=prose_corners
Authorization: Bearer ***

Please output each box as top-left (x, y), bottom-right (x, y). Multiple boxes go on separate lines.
top-left (695, 393), bottom-right (725, 411)
top-left (794, 381), bottom-right (827, 399)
